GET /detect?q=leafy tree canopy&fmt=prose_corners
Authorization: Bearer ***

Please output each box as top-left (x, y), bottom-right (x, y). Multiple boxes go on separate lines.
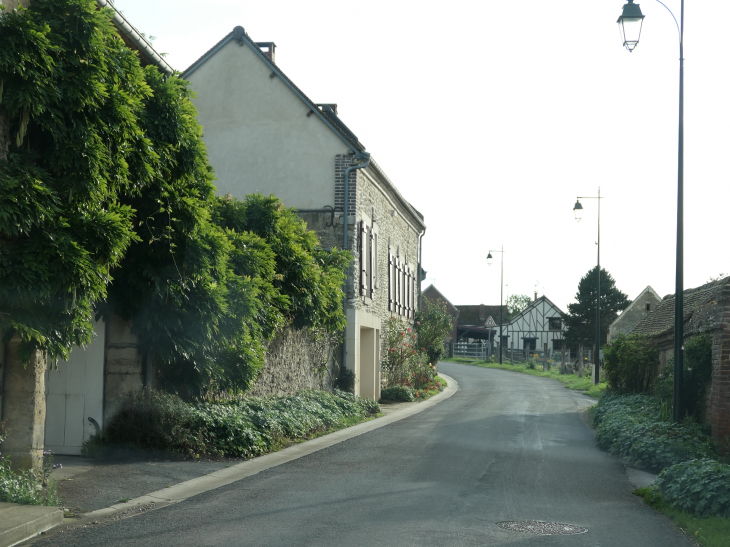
top-left (506, 294), bottom-right (532, 319)
top-left (414, 298), bottom-right (453, 365)
top-left (0, 1), bottom-right (350, 397)
top-left (0, 0), bottom-right (152, 361)
top-left (563, 267), bottom-right (631, 349)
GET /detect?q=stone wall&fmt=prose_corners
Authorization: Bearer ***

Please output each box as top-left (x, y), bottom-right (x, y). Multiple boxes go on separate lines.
top-left (246, 327), bottom-right (337, 397)
top-left (1, 340), bottom-right (46, 470)
top-left (710, 284), bottom-right (730, 449)
top-left (609, 288), bottom-right (661, 341)
top-left (103, 315), bottom-right (143, 422)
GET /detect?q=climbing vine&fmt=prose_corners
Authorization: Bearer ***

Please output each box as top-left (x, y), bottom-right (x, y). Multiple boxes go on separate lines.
top-left (0, 0), bottom-right (350, 394)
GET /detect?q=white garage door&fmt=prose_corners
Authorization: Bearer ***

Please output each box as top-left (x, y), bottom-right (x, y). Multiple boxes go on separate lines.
top-left (45, 319), bottom-right (105, 455)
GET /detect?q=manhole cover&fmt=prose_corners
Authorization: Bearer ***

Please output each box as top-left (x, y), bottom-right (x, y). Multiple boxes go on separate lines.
top-left (497, 521), bottom-right (588, 535)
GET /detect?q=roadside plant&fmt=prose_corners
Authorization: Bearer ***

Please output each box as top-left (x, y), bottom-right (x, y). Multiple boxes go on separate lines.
top-left (0, 434), bottom-right (58, 506)
top-left (653, 334), bottom-right (713, 421)
top-left (93, 388), bottom-right (379, 459)
top-left (656, 459), bottom-right (730, 517)
top-left (603, 333), bottom-right (658, 394)
top-left (414, 299), bottom-right (452, 366)
top-left (380, 386), bottom-right (415, 402)
top-left (382, 318), bottom-right (420, 388)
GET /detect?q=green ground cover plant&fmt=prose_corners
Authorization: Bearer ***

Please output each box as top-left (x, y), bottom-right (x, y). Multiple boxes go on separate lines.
top-left (380, 386), bottom-right (415, 402)
top-left (634, 487), bottom-right (730, 547)
top-left (593, 393), bottom-right (716, 472)
top-left (443, 357), bottom-right (607, 398)
top-left (655, 459), bottom-right (730, 517)
top-left (0, 436), bottom-right (58, 505)
top-left (84, 388), bottom-right (379, 459)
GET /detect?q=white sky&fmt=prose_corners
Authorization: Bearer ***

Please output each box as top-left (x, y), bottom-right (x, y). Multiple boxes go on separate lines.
top-left (113, 0), bottom-right (730, 312)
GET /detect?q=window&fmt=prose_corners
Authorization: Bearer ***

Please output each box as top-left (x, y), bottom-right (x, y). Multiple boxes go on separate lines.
top-left (646, 303), bottom-right (651, 311)
top-left (359, 220), bottom-right (378, 300)
top-left (548, 317), bottom-right (562, 331)
top-left (388, 249), bottom-right (415, 319)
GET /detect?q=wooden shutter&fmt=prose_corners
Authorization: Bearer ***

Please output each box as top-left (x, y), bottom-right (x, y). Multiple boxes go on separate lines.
top-left (359, 221), bottom-right (367, 297)
top-left (406, 266), bottom-right (412, 319)
top-left (367, 227), bottom-right (377, 298)
top-left (388, 251), bottom-right (393, 311)
top-left (373, 232), bottom-right (379, 290)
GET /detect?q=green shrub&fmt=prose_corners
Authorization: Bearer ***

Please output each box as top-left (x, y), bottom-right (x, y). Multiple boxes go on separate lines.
top-left (654, 334), bottom-right (713, 421)
top-left (656, 459), bottom-right (730, 517)
top-left (603, 333), bottom-right (657, 393)
top-left (95, 388), bottom-right (379, 458)
top-left (593, 393), bottom-right (716, 472)
top-left (380, 386), bottom-right (415, 402)
top-left (414, 299), bottom-right (453, 366)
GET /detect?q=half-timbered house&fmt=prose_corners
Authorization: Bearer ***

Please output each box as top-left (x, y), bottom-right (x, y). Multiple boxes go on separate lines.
top-left (505, 296), bottom-right (566, 356)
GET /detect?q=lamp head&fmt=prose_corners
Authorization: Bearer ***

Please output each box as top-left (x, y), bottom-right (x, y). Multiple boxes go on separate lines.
top-left (573, 200), bottom-right (583, 222)
top-left (617, 0), bottom-right (645, 52)
top-left (487, 252), bottom-right (493, 266)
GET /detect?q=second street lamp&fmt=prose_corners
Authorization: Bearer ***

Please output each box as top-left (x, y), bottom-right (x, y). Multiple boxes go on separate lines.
top-left (487, 247), bottom-right (505, 364)
top-left (573, 188), bottom-right (602, 385)
top-left (616, 0), bottom-right (684, 422)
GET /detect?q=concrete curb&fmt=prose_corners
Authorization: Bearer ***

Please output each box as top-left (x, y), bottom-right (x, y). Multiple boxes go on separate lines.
top-left (0, 503), bottom-right (63, 547)
top-left (51, 374), bottom-right (458, 531)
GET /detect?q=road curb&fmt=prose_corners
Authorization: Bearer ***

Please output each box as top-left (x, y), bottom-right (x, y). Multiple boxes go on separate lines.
top-left (69, 374), bottom-right (459, 526)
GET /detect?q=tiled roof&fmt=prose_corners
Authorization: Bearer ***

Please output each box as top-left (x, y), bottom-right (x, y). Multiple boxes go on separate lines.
top-left (456, 304), bottom-right (507, 326)
top-left (181, 27), bottom-right (365, 152)
top-left (631, 277), bottom-right (730, 338)
top-left (422, 285), bottom-right (459, 316)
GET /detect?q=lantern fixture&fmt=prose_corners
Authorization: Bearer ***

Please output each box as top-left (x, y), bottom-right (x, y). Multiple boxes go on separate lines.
top-left (573, 200), bottom-right (583, 222)
top-left (486, 252), bottom-right (493, 266)
top-left (617, 0), bottom-right (645, 52)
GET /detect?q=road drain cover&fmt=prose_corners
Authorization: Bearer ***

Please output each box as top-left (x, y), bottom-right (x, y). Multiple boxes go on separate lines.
top-left (497, 521), bottom-right (588, 535)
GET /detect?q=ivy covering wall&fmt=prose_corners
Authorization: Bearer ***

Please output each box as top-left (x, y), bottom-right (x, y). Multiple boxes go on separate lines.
top-left (0, 0), bottom-right (349, 394)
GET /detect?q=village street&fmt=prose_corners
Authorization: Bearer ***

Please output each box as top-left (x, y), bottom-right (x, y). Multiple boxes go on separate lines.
top-left (28, 363), bottom-right (692, 547)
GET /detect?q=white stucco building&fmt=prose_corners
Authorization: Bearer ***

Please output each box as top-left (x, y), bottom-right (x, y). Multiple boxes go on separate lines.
top-left (182, 27), bottom-right (426, 400)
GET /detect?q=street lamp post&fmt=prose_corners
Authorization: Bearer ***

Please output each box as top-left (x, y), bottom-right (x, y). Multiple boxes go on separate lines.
top-left (617, 0), bottom-right (684, 421)
top-left (573, 188), bottom-right (602, 385)
top-left (487, 246), bottom-right (505, 364)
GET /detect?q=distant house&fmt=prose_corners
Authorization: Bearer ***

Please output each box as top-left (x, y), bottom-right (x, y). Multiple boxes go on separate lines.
top-left (505, 296), bottom-right (566, 355)
top-left (422, 285), bottom-right (459, 344)
top-left (630, 277), bottom-right (730, 449)
top-left (182, 26), bottom-right (426, 401)
top-left (455, 304), bottom-right (506, 347)
top-left (608, 285), bottom-right (661, 342)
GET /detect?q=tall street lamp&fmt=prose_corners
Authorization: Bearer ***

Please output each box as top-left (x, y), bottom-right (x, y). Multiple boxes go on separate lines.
top-left (617, 0), bottom-right (684, 421)
top-left (487, 246), bottom-right (504, 364)
top-left (573, 188), bottom-right (602, 385)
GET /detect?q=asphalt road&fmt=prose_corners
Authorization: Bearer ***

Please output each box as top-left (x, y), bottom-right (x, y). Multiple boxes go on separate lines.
top-left (33, 363), bottom-right (693, 546)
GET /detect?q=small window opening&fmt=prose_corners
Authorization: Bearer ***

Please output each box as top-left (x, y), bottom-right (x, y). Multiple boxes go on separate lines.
top-left (646, 303), bottom-right (651, 311)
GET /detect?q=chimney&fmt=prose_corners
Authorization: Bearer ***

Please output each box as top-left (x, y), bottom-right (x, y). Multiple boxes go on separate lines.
top-left (256, 42), bottom-right (276, 63)
top-left (534, 291), bottom-right (538, 301)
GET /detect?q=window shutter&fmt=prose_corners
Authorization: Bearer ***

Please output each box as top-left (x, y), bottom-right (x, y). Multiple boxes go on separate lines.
top-left (388, 250), bottom-right (393, 311)
top-left (373, 232), bottom-right (379, 290)
top-left (395, 257), bottom-right (401, 316)
top-left (406, 266), bottom-right (412, 318)
top-left (369, 228), bottom-right (375, 299)
top-left (359, 221), bottom-right (367, 297)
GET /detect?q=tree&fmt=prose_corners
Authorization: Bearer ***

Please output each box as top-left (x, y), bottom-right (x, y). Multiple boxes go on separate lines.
top-left (414, 298), bottom-right (453, 366)
top-left (0, 0), bottom-right (153, 361)
top-left (563, 267), bottom-right (631, 350)
top-left (506, 294), bottom-right (532, 319)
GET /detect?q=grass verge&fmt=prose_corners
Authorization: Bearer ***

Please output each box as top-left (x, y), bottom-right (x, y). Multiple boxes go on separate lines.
top-left (634, 487), bottom-right (730, 547)
top-left (442, 357), bottom-right (607, 398)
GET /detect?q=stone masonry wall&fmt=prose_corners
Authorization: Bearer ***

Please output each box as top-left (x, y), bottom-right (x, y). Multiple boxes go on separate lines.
top-left (247, 327), bottom-right (337, 397)
top-left (345, 157), bottom-right (423, 352)
top-left (710, 284), bottom-right (730, 450)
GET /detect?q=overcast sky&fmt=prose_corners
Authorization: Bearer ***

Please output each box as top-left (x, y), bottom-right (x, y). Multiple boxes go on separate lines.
top-left (114, 0), bottom-right (730, 312)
